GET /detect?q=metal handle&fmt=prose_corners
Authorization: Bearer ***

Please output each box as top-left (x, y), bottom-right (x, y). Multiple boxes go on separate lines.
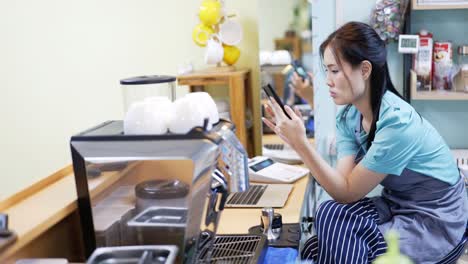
top-left (261, 207), bottom-right (279, 242)
top-left (212, 169), bottom-right (229, 211)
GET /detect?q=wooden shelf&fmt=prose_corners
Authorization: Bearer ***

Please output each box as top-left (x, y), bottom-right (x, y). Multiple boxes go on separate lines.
top-left (411, 90), bottom-right (468, 100)
top-left (410, 70), bottom-right (468, 100)
top-left (412, 0), bottom-right (468, 10)
top-left (275, 36), bottom-right (302, 60)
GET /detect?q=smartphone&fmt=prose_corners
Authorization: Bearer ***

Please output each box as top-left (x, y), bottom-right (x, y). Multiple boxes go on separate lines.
top-left (262, 83), bottom-right (291, 119)
top-left (291, 60), bottom-right (311, 82)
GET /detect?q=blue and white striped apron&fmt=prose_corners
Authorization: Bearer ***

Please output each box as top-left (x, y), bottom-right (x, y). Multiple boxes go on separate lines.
top-left (301, 116), bottom-right (468, 264)
top-left (301, 198), bottom-right (387, 263)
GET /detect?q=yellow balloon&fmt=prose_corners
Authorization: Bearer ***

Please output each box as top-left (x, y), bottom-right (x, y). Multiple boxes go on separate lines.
top-left (199, 1), bottom-right (221, 26)
top-left (223, 45), bottom-right (240, 65)
top-left (192, 24), bottom-right (214, 47)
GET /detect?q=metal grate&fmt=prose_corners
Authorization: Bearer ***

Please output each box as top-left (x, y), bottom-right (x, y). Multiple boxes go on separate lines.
top-left (263, 143), bottom-right (284, 150)
top-left (197, 235), bottom-right (264, 264)
top-left (453, 149), bottom-right (468, 166)
top-left (226, 185), bottom-right (267, 206)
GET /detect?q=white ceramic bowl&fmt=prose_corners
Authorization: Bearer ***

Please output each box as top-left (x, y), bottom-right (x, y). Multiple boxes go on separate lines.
top-left (271, 50), bottom-right (292, 65)
top-left (169, 96), bottom-right (207, 134)
top-left (259, 50), bottom-right (273, 65)
top-left (144, 96), bottom-right (174, 128)
top-left (124, 99), bottom-right (172, 135)
top-left (184, 92), bottom-right (219, 126)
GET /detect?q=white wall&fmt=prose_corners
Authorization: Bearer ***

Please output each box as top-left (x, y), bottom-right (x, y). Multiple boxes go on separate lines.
top-left (257, 0), bottom-right (296, 50)
top-left (340, 0), bottom-right (404, 92)
top-left (311, 0), bottom-right (338, 165)
top-left (0, 0), bottom-right (261, 200)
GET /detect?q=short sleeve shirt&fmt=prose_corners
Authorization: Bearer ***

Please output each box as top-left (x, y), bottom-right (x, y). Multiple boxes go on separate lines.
top-left (336, 91), bottom-right (459, 185)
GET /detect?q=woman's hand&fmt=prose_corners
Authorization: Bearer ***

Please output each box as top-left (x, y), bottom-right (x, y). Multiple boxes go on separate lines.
top-left (289, 72), bottom-right (314, 107)
top-left (262, 98), bottom-right (308, 150)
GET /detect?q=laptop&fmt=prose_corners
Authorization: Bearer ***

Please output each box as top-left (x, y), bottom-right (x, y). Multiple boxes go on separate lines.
top-left (262, 143), bottom-right (303, 165)
top-left (224, 183), bottom-right (293, 208)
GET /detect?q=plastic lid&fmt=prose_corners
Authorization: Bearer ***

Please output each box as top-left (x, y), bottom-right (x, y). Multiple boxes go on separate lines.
top-left (135, 180), bottom-right (189, 199)
top-left (120, 75), bottom-right (176, 85)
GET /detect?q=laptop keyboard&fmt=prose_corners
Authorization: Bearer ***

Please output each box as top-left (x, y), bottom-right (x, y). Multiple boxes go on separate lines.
top-left (263, 144), bottom-right (284, 150)
top-left (226, 185), bottom-right (267, 206)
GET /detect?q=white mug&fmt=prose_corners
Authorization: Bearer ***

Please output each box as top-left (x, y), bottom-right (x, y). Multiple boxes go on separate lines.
top-left (219, 18), bottom-right (243, 46)
top-left (204, 38), bottom-right (224, 64)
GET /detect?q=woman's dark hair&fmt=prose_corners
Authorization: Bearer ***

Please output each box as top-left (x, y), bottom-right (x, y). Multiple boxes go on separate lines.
top-left (319, 21), bottom-right (403, 150)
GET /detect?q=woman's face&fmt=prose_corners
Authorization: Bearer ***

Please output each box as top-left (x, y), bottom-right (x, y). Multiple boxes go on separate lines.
top-left (323, 46), bottom-right (367, 105)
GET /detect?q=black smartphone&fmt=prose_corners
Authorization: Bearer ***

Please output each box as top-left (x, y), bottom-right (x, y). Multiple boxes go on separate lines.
top-left (262, 83), bottom-right (291, 119)
top-left (291, 60), bottom-right (311, 82)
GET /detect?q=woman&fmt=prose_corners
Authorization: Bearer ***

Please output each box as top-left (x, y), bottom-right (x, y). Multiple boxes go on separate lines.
top-left (263, 21), bottom-right (468, 264)
top-left (289, 71), bottom-right (314, 109)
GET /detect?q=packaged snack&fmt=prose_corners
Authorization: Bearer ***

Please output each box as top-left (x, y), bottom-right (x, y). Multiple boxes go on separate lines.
top-left (433, 41), bottom-right (454, 90)
top-left (413, 30), bottom-right (433, 91)
top-left (458, 45), bottom-right (468, 92)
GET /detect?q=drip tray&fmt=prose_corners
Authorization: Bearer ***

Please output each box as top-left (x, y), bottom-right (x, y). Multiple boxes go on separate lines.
top-left (197, 234), bottom-right (267, 264)
top-left (87, 245), bottom-right (178, 264)
top-left (128, 207), bottom-right (187, 226)
top-left (248, 223), bottom-right (301, 249)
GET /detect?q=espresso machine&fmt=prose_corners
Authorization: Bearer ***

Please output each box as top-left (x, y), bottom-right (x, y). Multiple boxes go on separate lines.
top-left (70, 119), bottom-right (266, 263)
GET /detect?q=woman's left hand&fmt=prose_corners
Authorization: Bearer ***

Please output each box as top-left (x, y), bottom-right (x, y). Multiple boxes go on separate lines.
top-left (262, 99), bottom-right (308, 150)
top-left (290, 72), bottom-right (314, 107)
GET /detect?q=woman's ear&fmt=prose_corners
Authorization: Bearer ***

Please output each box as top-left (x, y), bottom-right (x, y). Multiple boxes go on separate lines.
top-left (361, 60), bottom-right (372, 80)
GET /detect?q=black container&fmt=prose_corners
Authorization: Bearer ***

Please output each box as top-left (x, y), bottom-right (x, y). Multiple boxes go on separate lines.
top-left (135, 180), bottom-right (188, 213)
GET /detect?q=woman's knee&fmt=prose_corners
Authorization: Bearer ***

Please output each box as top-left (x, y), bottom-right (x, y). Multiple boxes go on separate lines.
top-left (315, 200), bottom-right (342, 222)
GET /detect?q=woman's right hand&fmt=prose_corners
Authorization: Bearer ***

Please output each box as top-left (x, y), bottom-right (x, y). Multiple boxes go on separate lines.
top-left (289, 71), bottom-right (314, 107)
top-left (262, 98), bottom-right (308, 151)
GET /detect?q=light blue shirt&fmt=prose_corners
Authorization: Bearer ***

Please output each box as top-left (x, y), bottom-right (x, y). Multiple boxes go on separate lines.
top-left (336, 91), bottom-right (460, 185)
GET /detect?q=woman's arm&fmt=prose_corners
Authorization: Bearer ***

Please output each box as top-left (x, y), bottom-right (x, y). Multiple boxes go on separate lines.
top-left (289, 72), bottom-right (314, 107)
top-left (294, 140), bottom-right (386, 203)
top-left (262, 100), bottom-right (386, 203)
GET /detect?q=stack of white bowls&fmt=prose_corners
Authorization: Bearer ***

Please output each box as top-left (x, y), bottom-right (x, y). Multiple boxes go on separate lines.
top-left (214, 99), bottom-right (230, 121)
top-left (124, 92), bottom-right (220, 135)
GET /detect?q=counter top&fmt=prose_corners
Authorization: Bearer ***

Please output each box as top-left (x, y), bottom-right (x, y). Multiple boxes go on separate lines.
top-left (217, 176), bottom-right (309, 234)
top-left (217, 134), bottom-right (314, 234)
top-left (0, 166), bottom-right (131, 262)
top-left (0, 134), bottom-right (314, 261)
